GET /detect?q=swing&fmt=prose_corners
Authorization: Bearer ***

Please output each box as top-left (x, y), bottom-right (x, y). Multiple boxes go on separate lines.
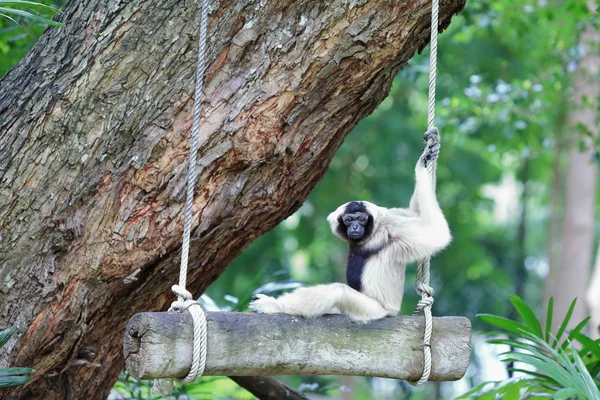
top-left (123, 0), bottom-right (471, 387)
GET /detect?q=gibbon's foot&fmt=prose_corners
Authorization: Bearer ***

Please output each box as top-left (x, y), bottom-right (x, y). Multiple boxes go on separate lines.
top-left (248, 294), bottom-right (282, 314)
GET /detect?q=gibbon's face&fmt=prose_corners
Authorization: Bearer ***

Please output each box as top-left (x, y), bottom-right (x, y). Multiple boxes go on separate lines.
top-left (337, 201), bottom-right (373, 242)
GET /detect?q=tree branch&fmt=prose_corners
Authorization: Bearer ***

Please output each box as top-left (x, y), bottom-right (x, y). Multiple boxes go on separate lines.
top-left (230, 376), bottom-right (309, 400)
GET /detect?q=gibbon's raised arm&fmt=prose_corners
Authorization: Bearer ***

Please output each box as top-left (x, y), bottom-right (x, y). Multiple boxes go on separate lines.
top-left (381, 160), bottom-right (451, 263)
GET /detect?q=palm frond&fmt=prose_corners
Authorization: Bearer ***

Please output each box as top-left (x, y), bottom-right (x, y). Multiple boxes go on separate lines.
top-left (464, 296), bottom-right (600, 399)
top-left (0, 0), bottom-right (64, 27)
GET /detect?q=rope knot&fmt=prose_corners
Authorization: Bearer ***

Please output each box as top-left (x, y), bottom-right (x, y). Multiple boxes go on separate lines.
top-left (414, 296), bottom-right (435, 315)
top-left (415, 281), bottom-right (435, 297)
top-left (170, 285), bottom-right (196, 311)
top-left (172, 284), bottom-right (193, 300)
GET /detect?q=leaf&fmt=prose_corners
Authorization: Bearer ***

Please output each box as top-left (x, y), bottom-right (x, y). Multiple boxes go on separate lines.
top-left (472, 300), bottom-right (600, 400)
top-left (554, 388), bottom-right (580, 400)
top-left (570, 331), bottom-right (600, 359)
top-left (0, 6), bottom-right (64, 27)
top-left (0, 375), bottom-right (31, 388)
top-left (0, 326), bottom-right (16, 348)
top-left (561, 317), bottom-right (590, 350)
top-left (567, 317), bottom-right (591, 337)
top-left (495, 339), bottom-right (548, 358)
top-left (510, 294), bottom-right (543, 338)
top-left (502, 382), bottom-right (522, 400)
top-left (0, 367), bottom-right (34, 377)
top-left (588, 361), bottom-right (600, 378)
top-left (487, 338), bottom-right (533, 349)
top-left (456, 378), bottom-right (530, 400)
top-left (509, 368), bottom-right (555, 382)
top-left (570, 346), bottom-right (600, 399)
top-left (576, 122), bottom-right (594, 137)
top-left (545, 297), bottom-right (553, 343)
top-left (0, 1), bottom-right (58, 11)
top-left (553, 298), bottom-right (577, 348)
top-left (478, 314), bottom-right (532, 335)
top-left (0, 11), bottom-right (21, 27)
top-left (524, 331), bottom-right (599, 398)
top-left (513, 336), bottom-right (575, 379)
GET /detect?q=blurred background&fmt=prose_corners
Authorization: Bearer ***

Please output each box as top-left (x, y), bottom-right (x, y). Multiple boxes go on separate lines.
top-left (2, 0), bottom-right (599, 398)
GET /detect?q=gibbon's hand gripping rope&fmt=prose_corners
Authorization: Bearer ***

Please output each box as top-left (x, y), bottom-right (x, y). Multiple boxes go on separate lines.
top-left (154, 0), bottom-right (209, 392)
top-left (409, 0), bottom-right (440, 388)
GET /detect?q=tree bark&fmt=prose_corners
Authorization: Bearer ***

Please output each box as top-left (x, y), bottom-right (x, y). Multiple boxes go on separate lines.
top-left (0, 0), bottom-right (466, 398)
top-left (549, 20), bottom-right (599, 334)
top-left (123, 312), bottom-right (471, 381)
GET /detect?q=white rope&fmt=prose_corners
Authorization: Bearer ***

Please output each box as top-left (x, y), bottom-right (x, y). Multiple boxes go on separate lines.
top-left (409, 0), bottom-right (439, 388)
top-left (426, 0), bottom-right (438, 134)
top-left (155, 0), bottom-right (210, 390)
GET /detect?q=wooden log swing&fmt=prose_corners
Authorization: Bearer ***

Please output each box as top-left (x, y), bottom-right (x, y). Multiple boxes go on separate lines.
top-left (124, 312), bottom-right (471, 382)
top-left (122, 0), bottom-right (472, 388)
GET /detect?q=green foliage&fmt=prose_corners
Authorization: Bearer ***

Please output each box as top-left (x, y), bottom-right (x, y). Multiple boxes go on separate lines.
top-left (112, 373), bottom-right (255, 400)
top-left (0, 1), bottom-right (62, 26)
top-left (459, 296), bottom-right (600, 399)
top-left (0, 327), bottom-right (34, 389)
top-left (1, 0), bottom-right (597, 398)
top-left (0, 0), bottom-right (64, 77)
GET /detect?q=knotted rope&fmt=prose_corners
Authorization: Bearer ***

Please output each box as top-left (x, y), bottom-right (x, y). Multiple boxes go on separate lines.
top-left (409, 0), bottom-right (439, 388)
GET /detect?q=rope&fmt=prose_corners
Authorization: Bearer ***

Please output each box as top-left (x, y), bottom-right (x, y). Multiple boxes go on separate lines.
top-left (155, 0), bottom-right (210, 391)
top-left (409, 0), bottom-right (439, 388)
top-left (150, 0), bottom-right (438, 390)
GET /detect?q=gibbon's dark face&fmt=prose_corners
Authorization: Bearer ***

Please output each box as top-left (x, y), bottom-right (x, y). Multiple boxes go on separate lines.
top-left (338, 201), bottom-right (373, 242)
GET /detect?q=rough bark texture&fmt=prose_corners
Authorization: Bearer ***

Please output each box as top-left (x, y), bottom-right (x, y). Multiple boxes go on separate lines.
top-left (0, 0), bottom-right (466, 398)
top-left (551, 20), bottom-right (599, 335)
top-left (124, 312), bottom-right (471, 381)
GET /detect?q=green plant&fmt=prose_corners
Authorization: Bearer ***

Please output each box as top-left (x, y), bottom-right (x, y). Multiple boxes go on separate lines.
top-left (112, 372), bottom-right (255, 400)
top-left (0, 326), bottom-right (34, 389)
top-left (459, 296), bottom-right (600, 400)
top-left (0, 0), bottom-right (63, 27)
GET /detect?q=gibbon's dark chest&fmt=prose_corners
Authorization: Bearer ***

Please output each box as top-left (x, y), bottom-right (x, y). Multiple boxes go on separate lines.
top-left (346, 246), bottom-right (377, 292)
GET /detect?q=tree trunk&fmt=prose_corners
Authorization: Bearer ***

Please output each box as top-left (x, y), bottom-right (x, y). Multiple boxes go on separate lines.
top-left (0, 0), bottom-right (466, 398)
top-left (507, 156), bottom-right (530, 378)
top-left (587, 244), bottom-right (600, 339)
top-left (543, 100), bottom-right (566, 315)
top-left (549, 20), bottom-right (599, 334)
top-left (514, 156), bottom-right (529, 307)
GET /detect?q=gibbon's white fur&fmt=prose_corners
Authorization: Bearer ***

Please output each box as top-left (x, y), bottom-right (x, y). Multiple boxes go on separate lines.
top-left (249, 135), bottom-right (451, 321)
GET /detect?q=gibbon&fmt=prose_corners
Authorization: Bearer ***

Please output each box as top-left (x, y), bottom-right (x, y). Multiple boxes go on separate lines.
top-left (249, 129), bottom-right (451, 321)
